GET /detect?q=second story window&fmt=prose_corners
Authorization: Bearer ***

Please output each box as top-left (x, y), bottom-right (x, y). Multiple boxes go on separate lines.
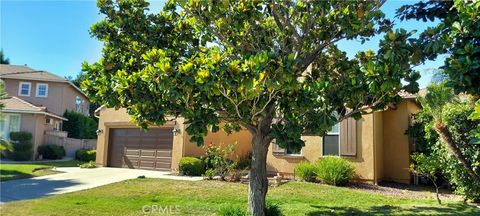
top-left (76, 96), bottom-right (87, 115)
top-left (18, 82), bottom-right (31, 96)
top-left (36, 83), bottom-right (48, 97)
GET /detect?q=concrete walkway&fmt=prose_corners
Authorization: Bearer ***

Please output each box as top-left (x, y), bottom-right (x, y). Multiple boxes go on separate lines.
top-left (0, 167), bottom-right (202, 203)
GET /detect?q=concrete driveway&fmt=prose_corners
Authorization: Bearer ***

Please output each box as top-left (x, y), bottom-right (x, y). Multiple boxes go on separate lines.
top-left (0, 167), bottom-right (202, 203)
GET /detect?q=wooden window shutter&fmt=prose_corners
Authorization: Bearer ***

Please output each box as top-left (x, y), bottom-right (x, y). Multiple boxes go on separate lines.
top-left (271, 140), bottom-right (286, 155)
top-left (340, 118), bottom-right (357, 157)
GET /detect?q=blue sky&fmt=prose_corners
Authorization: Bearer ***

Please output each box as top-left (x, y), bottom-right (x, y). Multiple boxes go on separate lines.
top-left (1, 0), bottom-right (442, 88)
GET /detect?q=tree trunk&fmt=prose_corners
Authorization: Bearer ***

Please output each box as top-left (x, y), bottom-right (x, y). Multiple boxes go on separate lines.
top-left (430, 177), bottom-right (441, 205)
top-left (248, 131), bottom-right (270, 216)
top-left (434, 122), bottom-right (480, 182)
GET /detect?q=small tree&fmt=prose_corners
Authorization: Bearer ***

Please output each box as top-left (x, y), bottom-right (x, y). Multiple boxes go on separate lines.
top-left (398, 1), bottom-right (480, 184)
top-left (0, 50), bottom-right (10, 64)
top-left (83, 1), bottom-right (419, 214)
top-left (0, 80), bottom-right (13, 152)
top-left (410, 153), bottom-right (442, 204)
top-left (407, 83), bottom-right (480, 201)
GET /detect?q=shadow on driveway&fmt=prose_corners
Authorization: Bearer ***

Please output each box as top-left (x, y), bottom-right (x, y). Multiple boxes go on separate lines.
top-left (1, 177), bottom-right (80, 202)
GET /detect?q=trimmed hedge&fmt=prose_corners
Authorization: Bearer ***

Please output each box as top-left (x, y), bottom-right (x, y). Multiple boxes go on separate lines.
top-left (38, 144), bottom-right (66, 160)
top-left (63, 110), bottom-right (97, 139)
top-left (7, 131), bottom-right (33, 161)
top-left (179, 157), bottom-right (204, 176)
top-left (75, 149), bottom-right (96, 162)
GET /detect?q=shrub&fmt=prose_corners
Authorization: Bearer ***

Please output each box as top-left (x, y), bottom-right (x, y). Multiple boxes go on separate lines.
top-left (204, 168), bottom-right (215, 180)
top-left (216, 203), bottom-right (283, 216)
top-left (79, 161), bottom-right (96, 168)
top-left (235, 152), bottom-right (252, 170)
top-left (265, 203), bottom-right (283, 216)
top-left (7, 131), bottom-right (33, 161)
top-left (179, 157), bottom-right (204, 176)
top-left (407, 94), bottom-right (480, 201)
top-left (294, 161), bottom-right (317, 182)
top-left (201, 143), bottom-right (235, 180)
top-left (75, 149), bottom-right (96, 162)
top-left (38, 144), bottom-right (66, 160)
top-left (315, 156), bottom-right (355, 186)
top-left (217, 205), bottom-right (248, 216)
top-left (63, 110), bottom-right (97, 139)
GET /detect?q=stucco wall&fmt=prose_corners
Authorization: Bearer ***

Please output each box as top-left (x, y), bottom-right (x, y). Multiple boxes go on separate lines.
top-left (382, 100), bottom-right (420, 184)
top-left (266, 114), bottom-right (377, 182)
top-left (183, 128), bottom-right (252, 160)
top-left (373, 111), bottom-right (384, 184)
top-left (18, 113), bottom-right (52, 159)
top-left (3, 78), bottom-right (89, 116)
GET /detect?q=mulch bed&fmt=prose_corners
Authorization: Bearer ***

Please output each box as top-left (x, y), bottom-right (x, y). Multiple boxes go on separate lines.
top-left (347, 181), bottom-right (462, 201)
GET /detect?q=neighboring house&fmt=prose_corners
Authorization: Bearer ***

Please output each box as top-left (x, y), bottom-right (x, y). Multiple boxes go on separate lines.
top-left (0, 64), bottom-right (90, 159)
top-left (94, 95), bottom-right (420, 184)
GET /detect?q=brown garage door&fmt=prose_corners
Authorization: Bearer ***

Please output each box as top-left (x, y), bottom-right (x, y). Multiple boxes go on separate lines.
top-left (108, 128), bottom-right (173, 171)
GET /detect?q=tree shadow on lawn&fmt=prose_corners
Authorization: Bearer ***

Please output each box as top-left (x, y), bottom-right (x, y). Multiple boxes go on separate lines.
top-left (0, 169), bottom-right (35, 181)
top-left (306, 203), bottom-right (479, 216)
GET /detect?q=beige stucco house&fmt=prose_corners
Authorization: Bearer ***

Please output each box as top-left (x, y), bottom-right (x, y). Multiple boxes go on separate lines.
top-left (1, 64), bottom-right (90, 158)
top-left (94, 95), bottom-right (419, 184)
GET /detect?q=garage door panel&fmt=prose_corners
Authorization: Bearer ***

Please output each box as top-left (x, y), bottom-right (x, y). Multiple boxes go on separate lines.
top-left (140, 150), bottom-right (156, 157)
top-left (108, 128), bottom-right (174, 171)
top-left (125, 149), bottom-right (140, 157)
top-left (156, 150), bottom-right (172, 157)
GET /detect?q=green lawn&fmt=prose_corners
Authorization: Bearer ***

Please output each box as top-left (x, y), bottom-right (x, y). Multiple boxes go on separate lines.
top-left (1, 179), bottom-right (478, 216)
top-left (0, 160), bottom-right (82, 181)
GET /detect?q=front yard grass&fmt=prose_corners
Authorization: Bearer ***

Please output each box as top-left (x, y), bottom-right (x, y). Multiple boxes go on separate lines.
top-left (1, 179), bottom-right (478, 215)
top-left (0, 160), bottom-right (82, 181)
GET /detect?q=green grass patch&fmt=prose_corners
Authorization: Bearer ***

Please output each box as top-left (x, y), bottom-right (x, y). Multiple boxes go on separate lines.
top-left (0, 160), bottom-right (82, 181)
top-left (1, 179), bottom-right (478, 215)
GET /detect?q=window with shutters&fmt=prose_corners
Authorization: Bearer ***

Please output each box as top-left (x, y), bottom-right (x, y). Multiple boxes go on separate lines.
top-left (323, 122), bottom-right (340, 156)
top-left (339, 118), bottom-right (357, 157)
top-left (322, 118), bottom-right (357, 157)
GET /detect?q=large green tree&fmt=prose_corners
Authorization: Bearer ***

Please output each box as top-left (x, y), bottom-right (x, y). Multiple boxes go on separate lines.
top-left (83, 1), bottom-right (418, 214)
top-left (397, 0), bottom-right (479, 97)
top-left (397, 0), bottom-right (480, 183)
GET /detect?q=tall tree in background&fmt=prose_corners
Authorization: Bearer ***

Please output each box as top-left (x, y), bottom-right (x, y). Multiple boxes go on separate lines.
top-left (0, 50), bottom-right (10, 64)
top-left (83, 1), bottom-right (419, 214)
top-left (398, 0), bottom-right (480, 183)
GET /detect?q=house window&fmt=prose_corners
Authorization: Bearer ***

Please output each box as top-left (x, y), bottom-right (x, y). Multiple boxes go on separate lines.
top-left (323, 122), bottom-right (340, 156)
top-left (0, 114), bottom-right (21, 140)
top-left (286, 145), bottom-right (301, 155)
top-left (271, 139), bottom-right (302, 156)
top-left (18, 82), bottom-right (31, 96)
top-left (76, 96), bottom-right (86, 114)
top-left (36, 83), bottom-right (48, 97)
top-left (54, 121), bottom-right (61, 131)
